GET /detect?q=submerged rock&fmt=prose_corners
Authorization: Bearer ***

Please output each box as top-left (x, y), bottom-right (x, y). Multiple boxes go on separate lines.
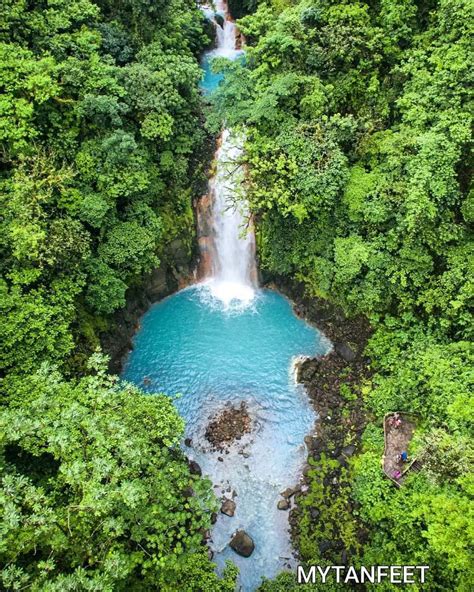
top-left (230, 530), bottom-right (255, 557)
top-left (221, 498), bottom-right (236, 517)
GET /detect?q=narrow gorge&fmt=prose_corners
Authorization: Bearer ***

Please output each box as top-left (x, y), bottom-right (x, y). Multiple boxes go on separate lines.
top-left (121, 2), bottom-right (331, 589)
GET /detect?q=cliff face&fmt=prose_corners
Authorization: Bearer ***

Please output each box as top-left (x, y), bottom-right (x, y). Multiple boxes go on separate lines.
top-left (101, 239), bottom-right (195, 374)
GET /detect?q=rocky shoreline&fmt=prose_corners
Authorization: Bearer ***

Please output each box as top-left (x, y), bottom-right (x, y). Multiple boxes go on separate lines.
top-left (264, 275), bottom-right (373, 563)
top-left (105, 263), bottom-right (373, 565)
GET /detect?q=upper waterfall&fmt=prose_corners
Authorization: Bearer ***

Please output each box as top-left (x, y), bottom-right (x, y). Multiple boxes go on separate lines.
top-left (198, 1), bottom-right (256, 309)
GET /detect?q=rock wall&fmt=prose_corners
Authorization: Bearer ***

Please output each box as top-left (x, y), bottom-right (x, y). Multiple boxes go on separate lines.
top-left (101, 239), bottom-right (196, 375)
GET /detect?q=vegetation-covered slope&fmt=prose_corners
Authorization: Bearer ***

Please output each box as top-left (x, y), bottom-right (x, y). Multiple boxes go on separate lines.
top-left (211, 0), bottom-right (473, 589)
top-left (0, 1), bottom-right (237, 589)
top-left (1, 0), bottom-right (208, 375)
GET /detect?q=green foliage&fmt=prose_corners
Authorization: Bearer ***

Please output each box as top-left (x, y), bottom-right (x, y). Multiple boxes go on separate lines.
top-left (0, 355), bottom-right (235, 590)
top-left (213, 0), bottom-right (473, 588)
top-left (0, 1), bottom-right (233, 590)
top-left (1, 0), bottom-right (473, 588)
top-left (298, 455), bottom-right (361, 563)
top-left (213, 0), bottom-right (472, 331)
top-left (0, 0), bottom-right (209, 376)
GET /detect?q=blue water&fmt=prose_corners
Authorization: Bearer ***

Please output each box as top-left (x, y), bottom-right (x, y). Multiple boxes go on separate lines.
top-left (200, 51), bottom-right (244, 94)
top-left (201, 53), bottom-right (225, 94)
top-left (122, 286), bottom-right (330, 590)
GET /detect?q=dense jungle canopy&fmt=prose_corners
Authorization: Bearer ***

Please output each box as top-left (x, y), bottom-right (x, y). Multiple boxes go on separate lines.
top-left (1, 0), bottom-right (472, 590)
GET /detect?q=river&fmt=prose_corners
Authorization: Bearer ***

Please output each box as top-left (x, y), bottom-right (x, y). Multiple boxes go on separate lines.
top-left (121, 3), bottom-right (331, 589)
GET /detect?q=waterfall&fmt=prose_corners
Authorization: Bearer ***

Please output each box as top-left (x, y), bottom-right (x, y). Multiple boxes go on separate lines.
top-left (208, 129), bottom-right (256, 307)
top-left (212, 1), bottom-right (240, 57)
top-left (198, 1), bottom-right (257, 309)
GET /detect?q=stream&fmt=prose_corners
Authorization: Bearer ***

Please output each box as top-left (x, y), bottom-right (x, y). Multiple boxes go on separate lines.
top-left (122, 3), bottom-right (331, 589)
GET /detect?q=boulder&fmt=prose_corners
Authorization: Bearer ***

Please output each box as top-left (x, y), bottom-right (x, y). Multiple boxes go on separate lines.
top-left (334, 342), bottom-right (357, 363)
top-left (277, 499), bottom-right (290, 511)
top-left (280, 486), bottom-right (299, 499)
top-left (318, 540), bottom-right (333, 555)
top-left (337, 455), bottom-right (348, 468)
top-left (214, 14), bottom-right (225, 28)
top-left (304, 436), bottom-right (323, 452)
top-left (188, 460), bottom-right (202, 476)
top-left (342, 444), bottom-right (356, 457)
top-left (230, 530), bottom-right (255, 557)
top-left (221, 498), bottom-right (236, 517)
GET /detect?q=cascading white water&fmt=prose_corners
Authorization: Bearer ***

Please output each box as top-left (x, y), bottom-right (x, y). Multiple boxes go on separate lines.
top-left (123, 9), bottom-right (332, 591)
top-left (211, 0), bottom-right (240, 58)
top-left (208, 129), bottom-right (256, 307)
top-left (199, 1), bottom-right (256, 308)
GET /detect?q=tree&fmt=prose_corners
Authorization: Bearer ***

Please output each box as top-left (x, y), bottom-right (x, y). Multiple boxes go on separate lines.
top-left (1, 355), bottom-right (236, 591)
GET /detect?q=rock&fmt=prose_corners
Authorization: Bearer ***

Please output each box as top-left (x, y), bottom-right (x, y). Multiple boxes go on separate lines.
top-left (334, 342), bottom-right (357, 363)
top-left (319, 540), bottom-right (333, 554)
top-left (230, 530), bottom-right (255, 557)
top-left (310, 507), bottom-right (320, 520)
top-left (167, 239), bottom-right (188, 266)
top-left (342, 444), bottom-right (356, 457)
top-left (304, 436), bottom-right (324, 452)
top-left (337, 455), bottom-right (348, 468)
top-left (184, 438), bottom-right (192, 447)
top-left (221, 498), bottom-right (236, 517)
top-left (280, 486), bottom-right (299, 499)
top-left (148, 267), bottom-right (168, 299)
top-left (205, 402), bottom-right (252, 451)
top-left (188, 460), bottom-right (202, 476)
top-left (214, 13), bottom-right (225, 27)
top-left (277, 499), bottom-right (290, 510)
top-left (217, 456), bottom-right (223, 462)
top-left (211, 512), bottom-right (217, 525)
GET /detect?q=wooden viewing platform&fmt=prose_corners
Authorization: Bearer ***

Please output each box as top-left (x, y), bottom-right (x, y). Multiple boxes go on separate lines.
top-left (382, 412), bottom-right (421, 487)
